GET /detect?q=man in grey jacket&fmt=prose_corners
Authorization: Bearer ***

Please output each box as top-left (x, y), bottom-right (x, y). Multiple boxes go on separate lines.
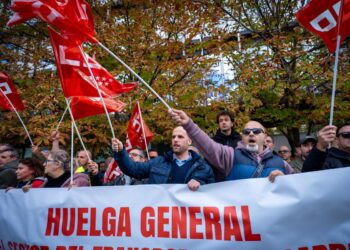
top-left (0, 145), bottom-right (19, 189)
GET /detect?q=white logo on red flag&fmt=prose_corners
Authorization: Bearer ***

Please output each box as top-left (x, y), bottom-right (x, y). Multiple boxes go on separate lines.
top-left (0, 72), bottom-right (25, 111)
top-left (7, 0), bottom-right (97, 44)
top-left (296, 0), bottom-right (350, 53)
top-left (49, 27), bottom-right (137, 98)
top-left (125, 103), bottom-right (153, 152)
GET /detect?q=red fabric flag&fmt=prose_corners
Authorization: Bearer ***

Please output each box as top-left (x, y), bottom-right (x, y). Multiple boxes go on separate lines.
top-left (296, 0), bottom-right (350, 53)
top-left (69, 96), bottom-right (126, 120)
top-left (0, 72), bottom-right (25, 111)
top-left (125, 103), bottom-right (154, 151)
top-left (49, 27), bottom-right (137, 98)
top-left (7, 0), bottom-right (97, 43)
top-left (103, 159), bottom-right (123, 184)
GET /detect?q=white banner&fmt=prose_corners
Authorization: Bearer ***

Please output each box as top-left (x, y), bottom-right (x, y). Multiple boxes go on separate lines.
top-left (1, 168), bottom-right (350, 250)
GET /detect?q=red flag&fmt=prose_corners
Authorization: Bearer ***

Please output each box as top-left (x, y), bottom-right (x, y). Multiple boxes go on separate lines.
top-left (49, 27), bottom-right (137, 98)
top-left (7, 0), bottom-right (97, 43)
top-left (0, 72), bottom-right (25, 111)
top-left (296, 0), bottom-right (350, 53)
top-left (125, 103), bottom-right (153, 151)
top-left (69, 96), bottom-right (125, 120)
top-left (103, 159), bottom-right (123, 184)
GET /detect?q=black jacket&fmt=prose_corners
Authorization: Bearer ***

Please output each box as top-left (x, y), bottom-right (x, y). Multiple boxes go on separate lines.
top-left (114, 149), bottom-right (215, 185)
top-left (302, 147), bottom-right (350, 172)
top-left (212, 129), bottom-right (241, 148)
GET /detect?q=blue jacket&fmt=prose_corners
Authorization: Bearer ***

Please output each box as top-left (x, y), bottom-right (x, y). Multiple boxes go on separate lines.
top-left (226, 148), bottom-right (286, 180)
top-left (113, 149), bottom-right (215, 185)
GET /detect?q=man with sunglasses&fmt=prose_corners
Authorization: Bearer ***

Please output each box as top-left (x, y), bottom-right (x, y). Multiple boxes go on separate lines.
top-left (302, 123), bottom-right (350, 172)
top-left (169, 109), bottom-right (293, 182)
top-left (278, 146), bottom-right (292, 163)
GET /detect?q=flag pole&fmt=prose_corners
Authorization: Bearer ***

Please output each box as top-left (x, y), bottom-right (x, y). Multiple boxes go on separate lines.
top-left (0, 88), bottom-right (33, 145)
top-left (70, 120), bottom-right (74, 185)
top-left (329, 35), bottom-right (341, 127)
top-left (64, 97), bottom-right (92, 162)
top-left (137, 101), bottom-right (150, 160)
top-left (78, 46), bottom-right (116, 139)
top-left (55, 100), bottom-right (71, 132)
top-left (329, 0), bottom-right (345, 127)
top-left (97, 42), bottom-right (172, 110)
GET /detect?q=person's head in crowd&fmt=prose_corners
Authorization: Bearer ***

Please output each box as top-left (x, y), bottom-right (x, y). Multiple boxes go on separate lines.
top-left (300, 136), bottom-right (317, 160)
top-left (148, 149), bottom-right (158, 159)
top-left (216, 110), bottom-right (235, 136)
top-left (0, 146), bottom-right (19, 167)
top-left (294, 146), bottom-right (302, 157)
top-left (98, 161), bottom-right (107, 173)
top-left (241, 121), bottom-right (266, 153)
top-left (172, 126), bottom-right (192, 158)
top-left (77, 150), bottom-right (92, 167)
top-left (265, 135), bottom-right (274, 151)
top-left (129, 148), bottom-right (146, 162)
top-left (336, 123), bottom-right (350, 153)
top-left (278, 146), bottom-right (292, 162)
top-left (44, 150), bottom-right (70, 178)
top-left (16, 158), bottom-right (44, 182)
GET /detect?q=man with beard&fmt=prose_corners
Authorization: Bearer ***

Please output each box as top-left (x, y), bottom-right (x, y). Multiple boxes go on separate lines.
top-left (169, 109), bottom-right (293, 182)
top-left (303, 123), bottom-right (350, 172)
top-left (112, 126), bottom-right (215, 191)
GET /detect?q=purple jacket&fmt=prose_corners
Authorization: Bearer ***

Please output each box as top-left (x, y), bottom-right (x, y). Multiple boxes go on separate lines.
top-left (183, 119), bottom-right (293, 178)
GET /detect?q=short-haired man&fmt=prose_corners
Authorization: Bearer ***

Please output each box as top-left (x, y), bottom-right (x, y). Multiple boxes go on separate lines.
top-left (303, 123), bottom-right (350, 172)
top-left (213, 110), bottom-right (241, 148)
top-left (291, 136), bottom-right (317, 173)
top-left (169, 109), bottom-right (293, 182)
top-left (75, 150), bottom-right (102, 186)
top-left (278, 146), bottom-right (292, 163)
top-left (211, 110), bottom-right (241, 181)
top-left (112, 126), bottom-right (215, 191)
top-left (0, 146), bottom-right (19, 189)
top-left (265, 135), bottom-right (274, 151)
top-left (128, 147), bottom-right (147, 185)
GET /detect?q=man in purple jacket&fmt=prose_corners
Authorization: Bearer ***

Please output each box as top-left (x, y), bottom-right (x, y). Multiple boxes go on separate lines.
top-left (169, 109), bottom-right (293, 182)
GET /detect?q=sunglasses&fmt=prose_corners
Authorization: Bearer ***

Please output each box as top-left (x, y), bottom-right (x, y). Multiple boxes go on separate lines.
top-left (339, 132), bottom-right (350, 139)
top-left (242, 128), bottom-right (265, 135)
top-left (278, 150), bottom-right (290, 154)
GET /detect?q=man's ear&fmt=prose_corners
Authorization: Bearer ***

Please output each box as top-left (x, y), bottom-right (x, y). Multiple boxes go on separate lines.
top-left (188, 139), bottom-right (192, 145)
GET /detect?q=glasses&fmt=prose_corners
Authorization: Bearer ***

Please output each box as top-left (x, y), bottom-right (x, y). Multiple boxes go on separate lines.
top-left (242, 128), bottom-right (265, 135)
top-left (278, 150), bottom-right (290, 154)
top-left (129, 152), bottom-right (144, 158)
top-left (339, 132), bottom-right (350, 139)
top-left (44, 159), bottom-right (58, 165)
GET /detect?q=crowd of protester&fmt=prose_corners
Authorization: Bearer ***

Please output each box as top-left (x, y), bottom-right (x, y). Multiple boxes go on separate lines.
top-left (1, 109), bottom-right (349, 192)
